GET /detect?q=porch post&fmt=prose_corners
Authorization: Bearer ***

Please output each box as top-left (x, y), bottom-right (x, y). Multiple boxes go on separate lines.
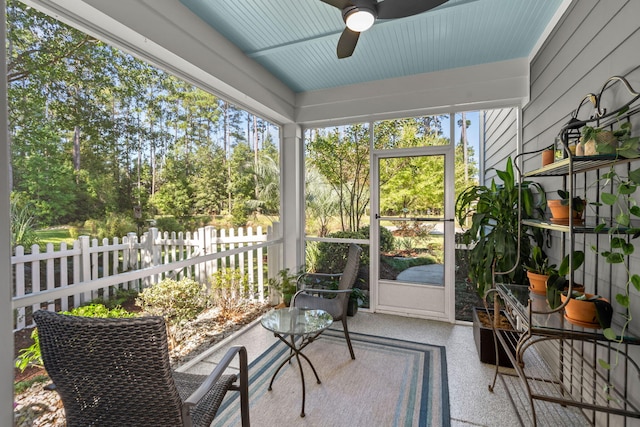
top-left (281, 123), bottom-right (303, 271)
top-left (0, 0), bottom-right (14, 423)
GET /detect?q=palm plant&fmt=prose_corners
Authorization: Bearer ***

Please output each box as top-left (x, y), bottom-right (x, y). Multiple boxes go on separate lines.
top-left (456, 157), bottom-right (546, 326)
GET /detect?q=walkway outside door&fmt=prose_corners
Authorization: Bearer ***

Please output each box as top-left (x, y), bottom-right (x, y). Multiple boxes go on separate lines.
top-left (372, 147), bottom-right (455, 322)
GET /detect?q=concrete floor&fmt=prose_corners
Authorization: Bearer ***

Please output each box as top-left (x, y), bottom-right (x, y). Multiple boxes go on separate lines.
top-left (176, 311), bottom-right (521, 426)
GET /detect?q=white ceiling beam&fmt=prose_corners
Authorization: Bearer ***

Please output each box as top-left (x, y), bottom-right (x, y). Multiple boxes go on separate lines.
top-left (296, 58), bottom-right (530, 127)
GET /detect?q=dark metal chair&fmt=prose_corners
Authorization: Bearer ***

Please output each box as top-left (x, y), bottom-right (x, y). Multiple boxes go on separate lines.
top-left (33, 310), bottom-right (250, 427)
top-left (292, 243), bottom-right (363, 359)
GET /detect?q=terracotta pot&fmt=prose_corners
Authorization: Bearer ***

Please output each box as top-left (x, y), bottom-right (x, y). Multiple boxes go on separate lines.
top-left (542, 149), bottom-right (555, 166)
top-left (547, 200), bottom-right (583, 224)
top-left (527, 271), bottom-right (549, 295)
top-left (560, 293), bottom-right (610, 328)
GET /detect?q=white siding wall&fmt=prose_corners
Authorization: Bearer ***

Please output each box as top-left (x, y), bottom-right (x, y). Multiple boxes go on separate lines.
top-left (481, 108), bottom-right (519, 184)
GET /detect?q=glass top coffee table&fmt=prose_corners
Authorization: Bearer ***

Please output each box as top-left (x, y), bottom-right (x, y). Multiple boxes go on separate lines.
top-left (260, 307), bottom-right (333, 417)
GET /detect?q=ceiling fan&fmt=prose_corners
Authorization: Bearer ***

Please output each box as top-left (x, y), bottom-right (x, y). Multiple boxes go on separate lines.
top-left (321, 0), bottom-right (449, 59)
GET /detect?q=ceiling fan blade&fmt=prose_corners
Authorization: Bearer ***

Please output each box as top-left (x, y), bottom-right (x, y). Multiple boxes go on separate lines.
top-left (377, 0), bottom-right (449, 19)
top-left (320, 0), bottom-right (353, 10)
top-left (337, 27), bottom-right (360, 59)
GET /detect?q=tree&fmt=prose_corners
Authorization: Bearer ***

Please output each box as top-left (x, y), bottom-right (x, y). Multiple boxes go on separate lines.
top-left (305, 167), bottom-right (339, 237)
top-left (306, 124), bottom-right (370, 232)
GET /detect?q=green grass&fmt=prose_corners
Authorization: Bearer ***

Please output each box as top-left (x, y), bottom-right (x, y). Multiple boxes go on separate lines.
top-left (35, 228), bottom-right (75, 250)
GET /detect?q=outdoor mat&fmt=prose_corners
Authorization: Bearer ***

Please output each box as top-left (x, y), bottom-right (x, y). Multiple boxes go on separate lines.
top-left (213, 329), bottom-right (450, 426)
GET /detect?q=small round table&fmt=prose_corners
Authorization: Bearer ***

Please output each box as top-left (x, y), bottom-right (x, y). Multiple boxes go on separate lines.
top-left (260, 307), bottom-right (333, 417)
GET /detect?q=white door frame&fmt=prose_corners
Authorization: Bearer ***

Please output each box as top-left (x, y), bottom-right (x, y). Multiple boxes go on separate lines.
top-left (370, 141), bottom-right (456, 323)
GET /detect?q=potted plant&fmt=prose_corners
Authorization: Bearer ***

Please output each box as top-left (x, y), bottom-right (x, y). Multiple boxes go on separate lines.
top-left (347, 287), bottom-right (367, 316)
top-left (542, 145), bottom-right (555, 166)
top-left (578, 125), bottom-right (619, 156)
top-left (547, 189), bottom-right (586, 225)
top-left (545, 250), bottom-right (585, 310)
top-left (268, 268), bottom-right (299, 307)
top-left (523, 246), bottom-right (555, 295)
top-left (560, 290), bottom-right (613, 328)
top-left (456, 157), bottom-right (547, 366)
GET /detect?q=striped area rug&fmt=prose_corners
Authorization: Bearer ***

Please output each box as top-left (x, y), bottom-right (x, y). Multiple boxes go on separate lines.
top-left (213, 329), bottom-right (450, 426)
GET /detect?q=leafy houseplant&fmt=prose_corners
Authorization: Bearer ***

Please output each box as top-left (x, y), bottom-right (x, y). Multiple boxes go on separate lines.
top-left (268, 268), bottom-right (299, 306)
top-left (545, 250), bottom-right (592, 312)
top-left (456, 157), bottom-right (547, 325)
top-left (560, 290), bottom-right (613, 328)
top-left (579, 125), bottom-right (618, 156)
top-left (582, 120), bottom-right (640, 159)
top-left (524, 246), bottom-right (555, 295)
top-left (348, 286), bottom-right (367, 316)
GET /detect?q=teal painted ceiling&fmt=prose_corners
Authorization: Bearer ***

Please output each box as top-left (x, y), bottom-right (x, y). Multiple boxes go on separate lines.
top-left (180, 0), bottom-right (564, 93)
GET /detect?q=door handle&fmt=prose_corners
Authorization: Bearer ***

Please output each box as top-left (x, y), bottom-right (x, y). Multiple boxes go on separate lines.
top-left (375, 215), bottom-right (454, 222)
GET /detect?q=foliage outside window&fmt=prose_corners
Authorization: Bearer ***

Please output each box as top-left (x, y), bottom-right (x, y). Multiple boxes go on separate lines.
top-left (6, 0), bottom-right (280, 231)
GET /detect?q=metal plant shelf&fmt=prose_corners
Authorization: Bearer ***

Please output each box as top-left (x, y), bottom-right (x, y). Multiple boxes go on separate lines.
top-left (491, 75), bottom-right (640, 426)
top-left (523, 155), bottom-right (634, 178)
top-left (497, 284), bottom-right (640, 344)
top-left (522, 218), bottom-right (640, 235)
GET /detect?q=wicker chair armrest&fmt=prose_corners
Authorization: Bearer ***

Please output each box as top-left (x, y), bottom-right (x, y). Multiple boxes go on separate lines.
top-left (182, 345), bottom-right (248, 408)
top-left (292, 288), bottom-right (352, 306)
top-left (300, 288), bottom-right (352, 294)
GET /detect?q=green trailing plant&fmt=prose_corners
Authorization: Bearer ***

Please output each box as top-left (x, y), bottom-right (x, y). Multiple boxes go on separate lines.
top-left (590, 165), bottom-right (640, 371)
top-left (456, 157), bottom-right (547, 300)
top-left (15, 303), bottom-right (136, 373)
top-left (590, 119), bottom-right (640, 159)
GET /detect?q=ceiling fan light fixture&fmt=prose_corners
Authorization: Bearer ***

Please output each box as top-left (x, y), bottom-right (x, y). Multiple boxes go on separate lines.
top-left (343, 7), bottom-right (375, 32)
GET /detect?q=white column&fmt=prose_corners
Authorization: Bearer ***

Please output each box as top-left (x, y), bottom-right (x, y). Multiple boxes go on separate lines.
top-left (0, 0), bottom-right (14, 423)
top-left (281, 123), bottom-right (303, 272)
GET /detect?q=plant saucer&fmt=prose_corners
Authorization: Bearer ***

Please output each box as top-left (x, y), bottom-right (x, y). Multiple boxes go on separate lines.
top-left (564, 313), bottom-right (600, 329)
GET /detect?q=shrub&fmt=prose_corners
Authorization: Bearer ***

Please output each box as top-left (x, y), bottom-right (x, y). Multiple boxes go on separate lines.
top-left (209, 268), bottom-right (250, 319)
top-left (101, 212), bottom-right (137, 238)
top-left (83, 218), bottom-right (100, 236)
top-left (314, 225), bottom-right (393, 273)
top-left (68, 225), bottom-right (80, 240)
top-left (136, 277), bottom-right (207, 325)
top-left (154, 216), bottom-right (182, 234)
top-left (183, 215), bottom-right (211, 231)
top-left (15, 304), bottom-right (136, 373)
top-left (231, 197), bottom-right (250, 227)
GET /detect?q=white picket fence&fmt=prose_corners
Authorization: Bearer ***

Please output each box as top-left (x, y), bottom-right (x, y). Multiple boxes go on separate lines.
top-left (11, 224), bottom-right (282, 331)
